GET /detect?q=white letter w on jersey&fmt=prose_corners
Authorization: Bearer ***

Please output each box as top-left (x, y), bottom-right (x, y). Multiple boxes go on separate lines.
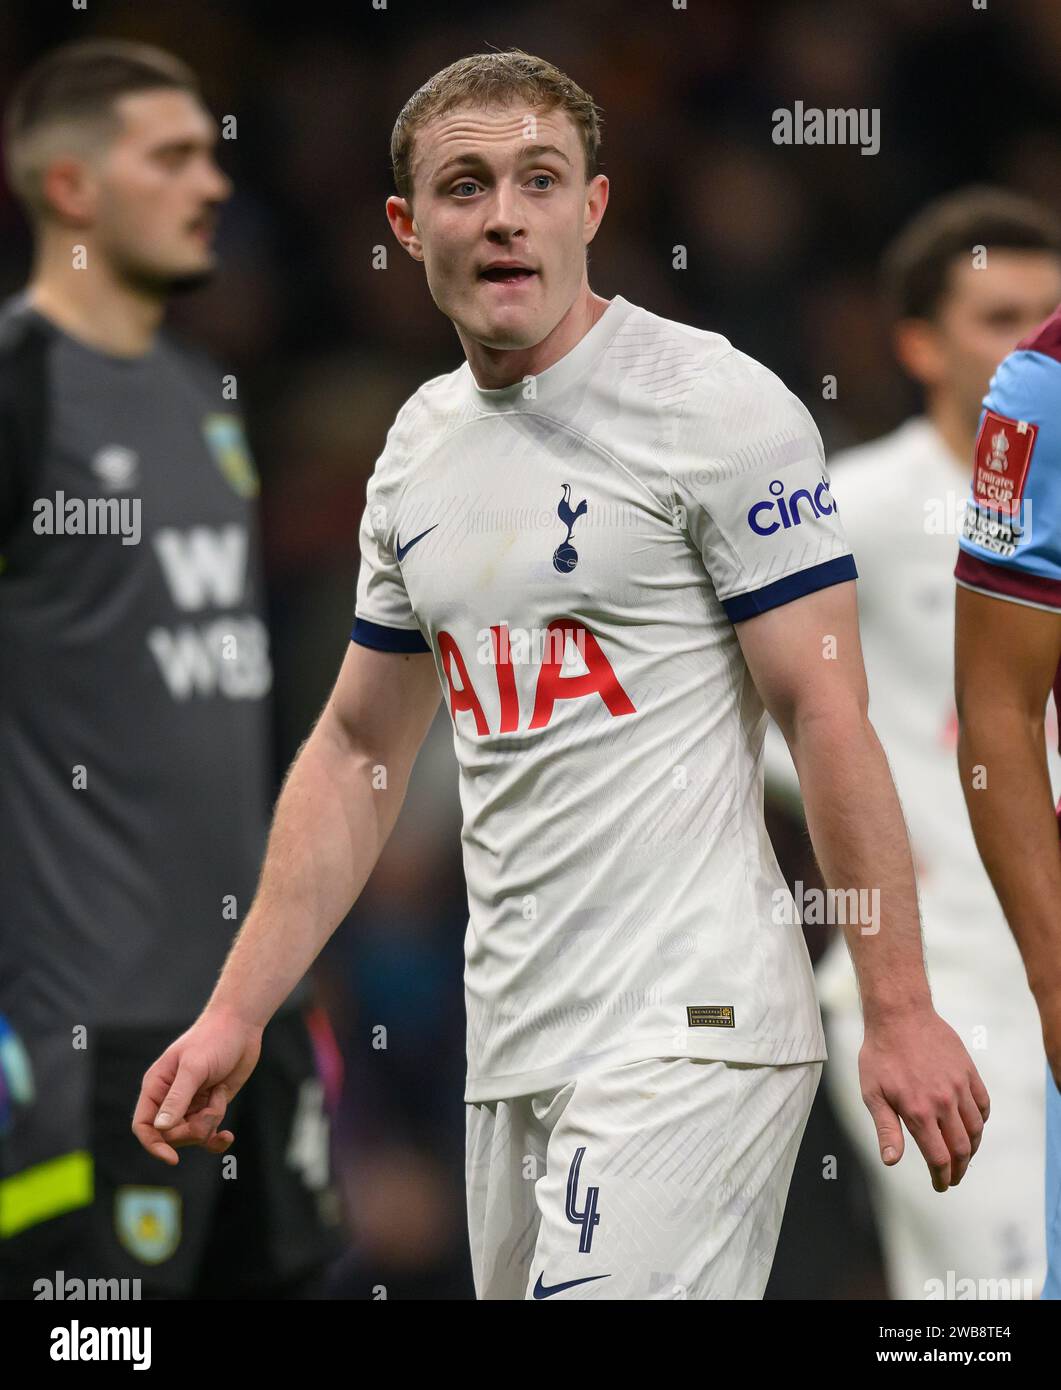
top-left (153, 525), bottom-right (248, 610)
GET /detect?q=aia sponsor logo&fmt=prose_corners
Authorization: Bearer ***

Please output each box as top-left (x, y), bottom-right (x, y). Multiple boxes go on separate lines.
top-left (437, 618), bottom-right (634, 736)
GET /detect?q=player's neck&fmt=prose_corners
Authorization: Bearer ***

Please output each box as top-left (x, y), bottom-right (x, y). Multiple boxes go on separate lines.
top-left (27, 242), bottom-right (165, 359)
top-left (460, 287), bottom-right (611, 390)
top-left (925, 390), bottom-right (975, 472)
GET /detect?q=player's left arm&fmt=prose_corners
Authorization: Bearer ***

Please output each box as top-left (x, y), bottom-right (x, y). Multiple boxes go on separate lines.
top-left (736, 580), bottom-right (990, 1192)
top-left (955, 587), bottom-right (1061, 1085)
top-left (673, 353), bottom-right (986, 1187)
top-left (953, 336), bottom-right (1061, 1087)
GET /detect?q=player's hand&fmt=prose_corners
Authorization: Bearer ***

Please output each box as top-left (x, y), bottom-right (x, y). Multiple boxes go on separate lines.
top-left (858, 1006), bottom-right (990, 1193)
top-left (132, 1008), bottom-right (263, 1165)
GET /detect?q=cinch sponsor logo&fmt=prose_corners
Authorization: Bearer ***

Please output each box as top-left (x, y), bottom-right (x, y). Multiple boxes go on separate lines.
top-left (747, 476), bottom-right (835, 536)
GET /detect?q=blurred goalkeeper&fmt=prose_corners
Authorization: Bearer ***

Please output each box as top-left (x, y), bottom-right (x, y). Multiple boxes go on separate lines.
top-left (0, 40), bottom-right (341, 1298)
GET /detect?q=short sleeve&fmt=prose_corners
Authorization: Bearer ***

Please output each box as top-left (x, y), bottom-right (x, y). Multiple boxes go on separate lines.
top-left (671, 351), bottom-right (856, 622)
top-left (351, 474), bottom-right (430, 653)
top-left (955, 345), bottom-right (1061, 613)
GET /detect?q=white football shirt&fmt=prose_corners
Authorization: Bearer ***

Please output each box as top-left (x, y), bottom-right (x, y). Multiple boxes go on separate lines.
top-left (353, 294), bottom-right (855, 1101)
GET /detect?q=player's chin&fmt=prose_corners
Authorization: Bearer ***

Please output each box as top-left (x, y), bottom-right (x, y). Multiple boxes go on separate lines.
top-left (162, 258), bottom-right (220, 295)
top-left (472, 297), bottom-right (545, 346)
top-left (123, 249), bottom-right (216, 297)
top-left (183, 241), bottom-right (220, 274)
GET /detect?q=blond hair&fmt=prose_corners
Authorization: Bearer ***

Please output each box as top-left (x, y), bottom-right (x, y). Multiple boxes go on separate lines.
top-left (390, 48), bottom-right (602, 202)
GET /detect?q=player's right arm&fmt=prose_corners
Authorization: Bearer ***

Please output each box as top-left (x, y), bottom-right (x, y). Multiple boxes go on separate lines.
top-left (134, 403), bottom-right (441, 1163)
top-left (132, 639), bottom-right (441, 1164)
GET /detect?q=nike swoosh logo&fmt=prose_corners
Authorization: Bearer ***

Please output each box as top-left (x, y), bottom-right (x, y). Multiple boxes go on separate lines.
top-left (532, 1272), bottom-right (610, 1299)
top-left (395, 524), bottom-right (438, 562)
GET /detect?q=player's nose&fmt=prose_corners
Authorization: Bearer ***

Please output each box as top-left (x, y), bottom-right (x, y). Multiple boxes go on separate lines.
top-left (203, 161), bottom-right (233, 203)
top-left (482, 183), bottom-right (525, 240)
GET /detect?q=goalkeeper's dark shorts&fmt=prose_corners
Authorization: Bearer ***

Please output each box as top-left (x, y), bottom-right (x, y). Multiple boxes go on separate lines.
top-left (0, 1007), bottom-right (344, 1299)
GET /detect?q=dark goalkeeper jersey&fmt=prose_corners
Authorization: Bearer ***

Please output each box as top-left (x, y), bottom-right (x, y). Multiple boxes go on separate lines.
top-left (0, 294), bottom-right (285, 1029)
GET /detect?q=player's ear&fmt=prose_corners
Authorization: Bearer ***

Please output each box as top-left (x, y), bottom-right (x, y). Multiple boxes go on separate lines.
top-left (385, 195), bottom-right (424, 262)
top-left (893, 317), bottom-right (946, 390)
top-left (41, 155), bottom-right (98, 227)
top-left (583, 174), bottom-right (609, 245)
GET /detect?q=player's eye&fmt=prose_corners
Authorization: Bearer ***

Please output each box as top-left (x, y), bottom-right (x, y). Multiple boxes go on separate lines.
top-left (527, 173), bottom-right (556, 190)
top-left (155, 146), bottom-right (194, 171)
top-left (451, 180), bottom-right (481, 198)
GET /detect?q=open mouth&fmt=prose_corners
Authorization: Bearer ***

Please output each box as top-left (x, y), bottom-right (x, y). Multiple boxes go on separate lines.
top-left (480, 267), bottom-right (536, 284)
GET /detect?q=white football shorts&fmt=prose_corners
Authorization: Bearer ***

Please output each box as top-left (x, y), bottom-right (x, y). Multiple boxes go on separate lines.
top-left (465, 1054), bottom-right (821, 1300)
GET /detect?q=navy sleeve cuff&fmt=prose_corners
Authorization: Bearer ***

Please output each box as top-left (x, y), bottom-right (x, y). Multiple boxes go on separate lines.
top-left (351, 617), bottom-right (431, 653)
top-left (723, 554), bottom-right (858, 623)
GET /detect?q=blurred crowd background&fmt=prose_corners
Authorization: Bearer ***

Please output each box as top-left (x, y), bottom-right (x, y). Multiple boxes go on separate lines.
top-left (3, 0), bottom-right (1060, 1297)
